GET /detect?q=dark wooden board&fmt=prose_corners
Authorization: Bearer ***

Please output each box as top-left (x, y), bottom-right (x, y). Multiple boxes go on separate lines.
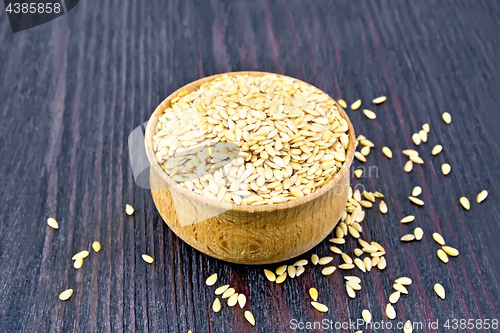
top-left (0, 0), bottom-right (499, 332)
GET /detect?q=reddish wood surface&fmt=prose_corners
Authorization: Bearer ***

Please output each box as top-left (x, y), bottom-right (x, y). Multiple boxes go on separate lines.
top-left (0, 1), bottom-right (499, 332)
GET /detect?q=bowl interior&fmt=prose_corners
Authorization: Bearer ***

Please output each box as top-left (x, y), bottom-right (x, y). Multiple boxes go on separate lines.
top-left (144, 71), bottom-right (356, 212)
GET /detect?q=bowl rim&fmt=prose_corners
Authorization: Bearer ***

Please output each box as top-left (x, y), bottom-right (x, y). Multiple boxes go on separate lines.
top-left (144, 71), bottom-right (356, 213)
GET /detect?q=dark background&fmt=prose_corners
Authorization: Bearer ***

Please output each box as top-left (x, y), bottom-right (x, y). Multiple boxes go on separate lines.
top-left (1, 0), bottom-right (499, 332)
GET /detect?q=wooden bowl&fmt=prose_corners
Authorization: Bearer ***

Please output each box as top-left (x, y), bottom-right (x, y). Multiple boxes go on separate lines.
top-left (145, 71), bottom-right (355, 264)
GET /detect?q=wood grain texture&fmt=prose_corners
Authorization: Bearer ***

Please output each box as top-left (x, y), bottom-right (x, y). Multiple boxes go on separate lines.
top-left (0, 0), bottom-right (499, 332)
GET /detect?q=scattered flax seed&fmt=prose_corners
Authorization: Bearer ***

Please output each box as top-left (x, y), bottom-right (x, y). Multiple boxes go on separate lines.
top-left (74, 257), bottom-right (83, 270)
top-left (363, 258), bottom-right (372, 272)
top-left (275, 272), bottom-right (287, 284)
top-left (401, 234), bottom-right (416, 242)
top-left (206, 273), bottom-right (218, 286)
top-left (363, 191), bottom-right (376, 202)
top-left (227, 293), bottom-right (239, 307)
top-left (264, 269), bottom-right (276, 282)
top-left (434, 283), bottom-right (446, 299)
top-left (215, 285), bottom-right (229, 295)
top-left (379, 201), bottom-right (388, 214)
top-left (294, 259), bottom-right (308, 266)
top-left (125, 204), bottom-right (134, 215)
top-left (355, 151), bottom-right (367, 162)
top-left (213, 298), bottom-right (221, 312)
top-left (386, 303), bottom-right (396, 320)
top-left (382, 147), bottom-right (392, 159)
top-left (288, 265), bottom-right (296, 278)
top-left (339, 263), bottom-right (355, 270)
top-left (311, 254), bottom-right (319, 265)
top-left (311, 301), bottom-right (329, 313)
top-left (374, 191), bottom-right (384, 198)
top-left (142, 254), bottom-right (154, 264)
top-left (354, 169), bottom-right (363, 178)
top-left (346, 285), bottom-right (356, 298)
top-left (358, 239), bottom-right (370, 248)
top-left (373, 96), bottom-right (387, 104)
top-left (330, 246), bottom-right (342, 254)
top-left (59, 289), bottom-right (74, 301)
top-left (409, 196), bottom-right (424, 206)
top-left (422, 123), bottom-right (430, 133)
top-left (441, 163), bottom-right (451, 175)
top-left (437, 249), bottom-right (449, 263)
top-left (363, 109), bottom-right (376, 120)
top-left (354, 248), bottom-right (363, 256)
top-left (404, 160), bottom-right (413, 173)
top-left (318, 256), bottom-right (334, 265)
top-left (47, 218), bottom-right (59, 230)
top-left (378, 257), bottom-right (387, 270)
top-left (354, 258), bottom-right (366, 272)
top-left (72, 251), bottom-right (89, 260)
top-left (401, 215), bottom-right (415, 223)
top-left (412, 186), bottom-right (422, 197)
top-left (442, 112), bottom-right (452, 124)
top-left (92, 241), bottom-right (101, 253)
top-left (309, 288), bottom-right (319, 301)
top-left (412, 133), bottom-right (421, 145)
top-left (371, 256), bottom-right (380, 267)
top-left (351, 99), bottom-right (362, 110)
top-left (389, 291), bottom-right (401, 304)
top-left (346, 281), bottom-right (361, 291)
top-left (244, 311), bottom-right (256, 326)
top-left (395, 277), bottom-right (412, 285)
top-left (410, 154), bottom-right (424, 164)
top-left (403, 149), bottom-right (419, 157)
top-left (342, 253), bottom-right (353, 264)
top-left (348, 226), bottom-right (361, 238)
top-left (432, 144), bottom-right (442, 156)
top-left (359, 200), bottom-right (372, 208)
top-left (414, 227), bottom-right (424, 241)
top-left (322, 266), bottom-right (336, 276)
top-left (296, 266), bottom-right (305, 277)
top-left (477, 190), bottom-right (488, 203)
top-left (330, 238), bottom-right (346, 244)
top-left (460, 197), bottom-right (470, 210)
top-left (419, 130), bottom-right (428, 143)
top-left (222, 288), bottom-right (236, 299)
top-left (442, 246), bottom-right (459, 256)
top-left (276, 265), bottom-right (287, 275)
top-left (362, 309), bottom-right (372, 323)
top-left (345, 276), bottom-right (361, 284)
top-left (404, 320), bottom-right (413, 333)
top-left (238, 293), bottom-right (246, 308)
top-left (338, 99), bottom-right (347, 109)
top-left (432, 233), bottom-right (446, 246)
top-left (393, 283), bottom-right (408, 294)
top-left (360, 146), bottom-right (371, 156)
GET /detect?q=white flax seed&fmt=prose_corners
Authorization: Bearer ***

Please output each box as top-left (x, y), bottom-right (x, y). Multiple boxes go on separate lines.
top-left (264, 269), bottom-right (276, 282)
top-left (215, 285), bottom-right (230, 295)
top-left (460, 197), bottom-right (470, 210)
top-left (442, 112), bottom-right (452, 124)
top-left (346, 285), bottom-right (356, 298)
top-left (59, 289), bottom-right (73, 301)
top-left (442, 246), bottom-right (459, 256)
top-left (322, 266), bottom-right (336, 276)
top-left (363, 109), bottom-right (376, 120)
top-left (401, 234), bottom-right (416, 242)
top-left (412, 133), bottom-right (421, 145)
top-left (404, 160), bottom-right (413, 173)
top-left (389, 291), bottom-right (401, 304)
top-left (293, 259), bottom-right (308, 266)
top-left (412, 186), bottom-right (422, 196)
top-left (47, 217), bottom-right (59, 229)
top-left (92, 241), bottom-right (101, 253)
top-left (206, 273), bottom-right (218, 286)
top-left (276, 265), bottom-right (287, 275)
top-left (338, 99), bottom-right (347, 109)
top-left (318, 256), bottom-right (334, 265)
top-left (432, 145), bottom-right (442, 155)
top-left (227, 293), bottom-right (239, 307)
top-left (477, 190), bottom-right (488, 203)
top-left (362, 309), bottom-right (372, 323)
top-left (379, 200), bottom-right (388, 214)
top-left (125, 204), bottom-right (134, 215)
top-left (414, 227), bottom-right (424, 240)
top-left (441, 163), bottom-right (451, 175)
top-left (212, 298), bottom-right (221, 312)
top-left (386, 303), bottom-right (396, 320)
top-left (437, 249), bottom-right (449, 263)
top-left (432, 233), bottom-right (445, 246)
top-left (222, 288), bottom-right (236, 299)
top-left (244, 311), bottom-right (256, 325)
top-left (351, 99), bottom-right (362, 110)
top-left (142, 254), bottom-right (154, 264)
top-left (238, 294), bottom-right (246, 308)
top-left (311, 301), bottom-right (329, 312)
top-left (409, 196), bottom-right (424, 206)
top-left (382, 147), bottom-right (392, 159)
top-left (311, 254), bottom-right (319, 265)
top-left (401, 215), bottom-right (415, 223)
top-left (395, 277), bottom-right (412, 285)
top-left (309, 288), bottom-right (319, 301)
top-left (275, 272), bottom-right (287, 284)
top-left (373, 96), bottom-right (387, 104)
top-left (404, 320), bottom-right (413, 333)
top-left (434, 283), bottom-right (445, 299)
